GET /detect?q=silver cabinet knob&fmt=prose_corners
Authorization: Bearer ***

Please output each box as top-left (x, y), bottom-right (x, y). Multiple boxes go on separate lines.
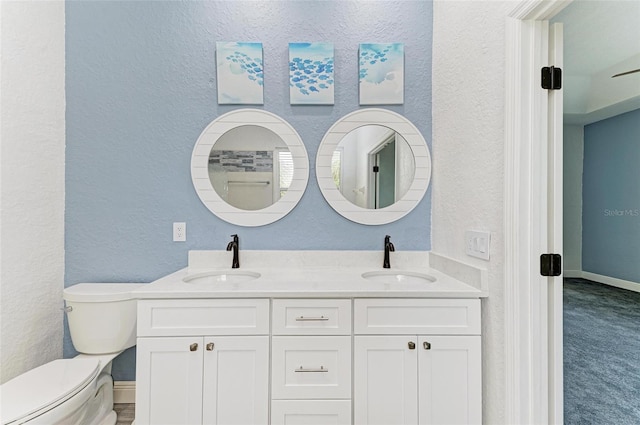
top-left (423, 341), bottom-right (431, 350)
top-left (408, 341), bottom-right (416, 350)
top-left (206, 342), bottom-right (214, 351)
top-left (190, 343), bottom-right (198, 352)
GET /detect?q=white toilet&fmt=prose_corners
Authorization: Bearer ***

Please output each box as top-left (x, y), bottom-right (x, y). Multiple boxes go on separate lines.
top-left (1, 283), bottom-right (142, 425)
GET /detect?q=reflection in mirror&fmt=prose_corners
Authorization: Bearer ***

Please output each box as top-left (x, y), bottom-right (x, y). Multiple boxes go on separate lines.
top-left (316, 108), bottom-right (431, 225)
top-left (331, 125), bottom-right (415, 209)
top-left (207, 125), bottom-right (293, 211)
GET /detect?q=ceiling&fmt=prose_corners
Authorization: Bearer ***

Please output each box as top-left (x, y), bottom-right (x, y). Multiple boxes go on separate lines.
top-left (551, 0), bottom-right (640, 124)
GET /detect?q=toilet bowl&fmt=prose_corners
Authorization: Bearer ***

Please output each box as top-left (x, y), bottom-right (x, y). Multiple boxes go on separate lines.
top-left (0, 283), bottom-right (142, 425)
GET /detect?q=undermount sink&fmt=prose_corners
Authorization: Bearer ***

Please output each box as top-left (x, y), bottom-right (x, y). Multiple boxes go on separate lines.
top-left (183, 270), bottom-right (261, 284)
top-left (361, 271), bottom-right (436, 284)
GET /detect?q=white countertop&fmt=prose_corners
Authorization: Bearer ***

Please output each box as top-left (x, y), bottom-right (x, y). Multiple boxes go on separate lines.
top-left (132, 250), bottom-right (488, 299)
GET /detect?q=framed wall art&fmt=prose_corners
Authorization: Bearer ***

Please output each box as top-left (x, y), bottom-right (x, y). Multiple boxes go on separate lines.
top-left (216, 42), bottom-right (264, 104)
top-left (359, 43), bottom-right (404, 105)
top-left (289, 42), bottom-right (335, 105)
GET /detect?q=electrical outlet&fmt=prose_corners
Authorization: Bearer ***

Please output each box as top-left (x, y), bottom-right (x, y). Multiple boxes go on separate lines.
top-left (465, 230), bottom-right (490, 260)
top-left (173, 222), bottom-right (186, 242)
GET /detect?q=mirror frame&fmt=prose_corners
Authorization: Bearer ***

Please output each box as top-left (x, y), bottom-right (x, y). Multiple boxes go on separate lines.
top-left (316, 108), bottom-right (431, 225)
top-left (191, 109), bottom-right (309, 226)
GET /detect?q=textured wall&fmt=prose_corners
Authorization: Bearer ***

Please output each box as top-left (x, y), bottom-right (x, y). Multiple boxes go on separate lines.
top-left (431, 2), bottom-right (513, 423)
top-left (0, 1), bottom-right (66, 383)
top-left (65, 1), bottom-right (432, 379)
top-left (583, 109), bottom-right (640, 284)
top-left (563, 125), bottom-right (584, 272)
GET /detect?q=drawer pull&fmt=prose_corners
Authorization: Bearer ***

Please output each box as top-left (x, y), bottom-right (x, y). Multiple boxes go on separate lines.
top-left (206, 342), bottom-right (215, 351)
top-left (189, 343), bottom-right (198, 352)
top-left (295, 315), bottom-right (329, 321)
top-left (295, 366), bottom-right (328, 373)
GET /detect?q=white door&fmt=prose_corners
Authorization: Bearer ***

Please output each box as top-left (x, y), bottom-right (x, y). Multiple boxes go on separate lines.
top-left (505, 7), bottom-right (566, 423)
top-left (546, 22), bottom-right (564, 425)
top-left (418, 336), bottom-right (482, 425)
top-left (354, 336), bottom-right (418, 425)
top-left (202, 336), bottom-right (269, 425)
top-left (135, 337), bottom-right (204, 425)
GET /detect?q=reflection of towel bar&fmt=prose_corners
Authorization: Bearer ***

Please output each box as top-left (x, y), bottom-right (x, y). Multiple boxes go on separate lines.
top-left (228, 180), bottom-right (270, 185)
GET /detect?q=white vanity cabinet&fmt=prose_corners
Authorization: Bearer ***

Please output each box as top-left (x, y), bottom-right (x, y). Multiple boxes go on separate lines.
top-left (270, 299), bottom-right (352, 425)
top-left (135, 299), bottom-right (270, 425)
top-left (353, 299), bottom-right (482, 425)
top-left (134, 296), bottom-right (482, 425)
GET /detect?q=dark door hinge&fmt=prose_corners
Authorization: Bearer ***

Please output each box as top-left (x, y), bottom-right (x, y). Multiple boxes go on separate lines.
top-left (372, 165), bottom-right (379, 173)
top-left (541, 66), bottom-right (562, 90)
top-left (540, 253), bottom-right (562, 277)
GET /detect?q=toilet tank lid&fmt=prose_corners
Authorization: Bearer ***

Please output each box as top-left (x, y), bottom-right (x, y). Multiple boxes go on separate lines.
top-left (0, 358), bottom-right (100, 424)
top-left (63, 283), bottom-right (144, 302)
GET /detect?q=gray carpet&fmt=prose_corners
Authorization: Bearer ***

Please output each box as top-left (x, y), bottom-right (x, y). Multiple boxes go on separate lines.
top-left (564, 278), bottom-right (640, 424)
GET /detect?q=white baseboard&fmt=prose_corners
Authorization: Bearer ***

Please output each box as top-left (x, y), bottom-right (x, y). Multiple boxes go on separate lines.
top-left (114, 381), bottom-right (135, 404)
top-left (567, 270), bottom-right (640, 294)
top-left (563, 269), bottom-right (582, 278)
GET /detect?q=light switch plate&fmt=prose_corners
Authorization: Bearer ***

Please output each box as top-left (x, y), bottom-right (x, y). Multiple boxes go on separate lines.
top-left (465, 230), bottom-right (490, 260)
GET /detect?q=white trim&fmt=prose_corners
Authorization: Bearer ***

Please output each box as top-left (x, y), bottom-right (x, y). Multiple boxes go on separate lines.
top-left (567, 271), bottom-right (640, 294)
top-left (504, 1), bottom-right (571, 424)
top-left (114, 381), bottom-right (136, 404)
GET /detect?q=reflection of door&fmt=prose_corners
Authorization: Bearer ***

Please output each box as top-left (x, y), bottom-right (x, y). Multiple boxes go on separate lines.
top-left (376, 140), bottom-right (396, 208)
top-left (367, 133), bottom-right (396, 209)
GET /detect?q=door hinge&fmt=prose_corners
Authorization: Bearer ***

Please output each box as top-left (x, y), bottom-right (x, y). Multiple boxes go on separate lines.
top-left (540, 254), bottom-right (562, 277)
top-left (372, 165), bottom-right (379, 173)
top-left (541, 66), bottom-right (562, 90)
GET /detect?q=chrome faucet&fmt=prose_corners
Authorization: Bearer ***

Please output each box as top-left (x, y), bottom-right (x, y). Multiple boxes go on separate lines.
top-left (383, 235), bottom-right (395, 268)
top-left (226, 234), bottom-right (239, 268)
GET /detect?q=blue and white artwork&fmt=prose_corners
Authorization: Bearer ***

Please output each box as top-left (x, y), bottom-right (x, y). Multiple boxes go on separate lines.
top-left (359, 43), bottom-right (404, 105)
top-left (216, 42), bottom-right (264, 105)
top-left (289, 42), bottom-right (334, 105)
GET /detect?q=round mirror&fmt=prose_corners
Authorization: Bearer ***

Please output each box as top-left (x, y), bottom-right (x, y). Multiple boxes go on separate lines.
top-left (191, 109), bottom-right (309, 226)
top-left (316, 108), bottom-right (431, 225)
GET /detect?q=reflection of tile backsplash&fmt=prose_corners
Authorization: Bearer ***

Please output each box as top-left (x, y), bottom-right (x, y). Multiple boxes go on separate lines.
top-left (209, 150), bottom-right (273, 172)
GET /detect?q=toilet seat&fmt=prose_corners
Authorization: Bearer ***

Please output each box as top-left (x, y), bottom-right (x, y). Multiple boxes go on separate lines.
top-left (1, 358), bottom-right (100, 424)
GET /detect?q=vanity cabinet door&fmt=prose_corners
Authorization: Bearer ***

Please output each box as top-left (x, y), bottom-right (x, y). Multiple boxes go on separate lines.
top-left (418, 336), bottom-right (482, 425)
top-left (354, 336), bottom-right (418, 425)
top-left (354, 335), bottom-right (482, 425)
top-left (202, 336), bottom-right (269, 425)
top-left (135, 337), bottom-right (204, 425)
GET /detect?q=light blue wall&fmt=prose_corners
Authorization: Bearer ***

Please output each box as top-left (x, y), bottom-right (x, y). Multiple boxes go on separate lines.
top-left (582, 109), bottom-right (640, 285)
top-left (64, 2), bottom-right (433, 380)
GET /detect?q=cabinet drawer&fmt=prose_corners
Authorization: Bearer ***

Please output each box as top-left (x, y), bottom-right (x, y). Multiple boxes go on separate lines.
top-left (271, 400), bottom-right (351, 425)
top-left (272, 299), bottom-right (351, 335)
top-left (137, 299), bottom-right (269, 336)
top-left (272, 336), bottom-right (351, 399)
top-left (354, 298), bottom-right (481, 335)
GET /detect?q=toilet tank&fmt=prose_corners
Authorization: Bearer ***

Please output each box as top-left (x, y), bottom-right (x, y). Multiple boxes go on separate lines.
top-left (63, 283), bottom-right (143, 354)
